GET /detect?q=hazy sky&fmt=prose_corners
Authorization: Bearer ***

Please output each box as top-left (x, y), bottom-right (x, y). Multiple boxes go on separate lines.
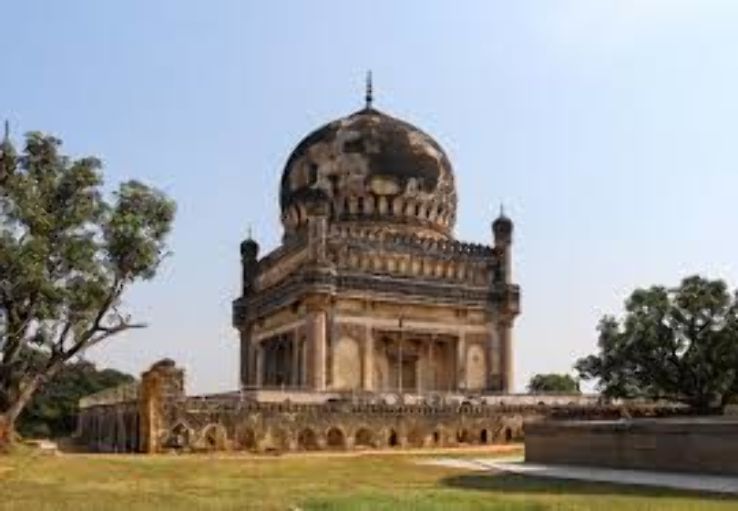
top-left (2, 1), bottom-right (736, 393)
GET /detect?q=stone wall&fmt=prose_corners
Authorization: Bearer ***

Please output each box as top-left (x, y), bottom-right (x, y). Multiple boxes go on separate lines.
top-left (163, 400), bottom-right (532, 452)
top-left (76, 360), bottom-right (685, 454)
top-left (525, 418), bottom-right (738, 476)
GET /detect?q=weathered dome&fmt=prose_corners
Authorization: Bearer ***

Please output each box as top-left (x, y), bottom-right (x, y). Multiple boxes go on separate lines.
top-left (279, 107), bottom-right (457, 239)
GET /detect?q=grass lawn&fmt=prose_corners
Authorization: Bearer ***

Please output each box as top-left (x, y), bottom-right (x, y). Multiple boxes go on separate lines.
top-left (1, 446), bottom-right (736, 510)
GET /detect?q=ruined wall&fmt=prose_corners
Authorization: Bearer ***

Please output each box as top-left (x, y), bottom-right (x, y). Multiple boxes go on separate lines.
top-left (157, 400), bottom-right (534, 452)
top-left (76, 360), bottom-right (686, 454)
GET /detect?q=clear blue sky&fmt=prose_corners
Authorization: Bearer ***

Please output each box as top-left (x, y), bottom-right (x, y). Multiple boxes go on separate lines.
top-left (2, 1), bottom-right (736, 393)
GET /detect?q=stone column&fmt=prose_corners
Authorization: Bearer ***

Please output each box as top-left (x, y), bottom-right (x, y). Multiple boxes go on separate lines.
top-left (456, 333), bottom-right (466, 392)
top-left (239, 327), bottom-right (251, 388)
top-left (292, 329), bottom-right (300, 387)
top-left (309, 310), bottom-right (327, 391)
top-left (363, 327), bottom-right (374, 391)
top-left (486, 324), bottom-right (499, 391)
top-left (255, 344), bottom-right (264, 387)
top-left (498, 319), bottom-right (513, 393)
top-left (428, 338), bottom-right (434, 392)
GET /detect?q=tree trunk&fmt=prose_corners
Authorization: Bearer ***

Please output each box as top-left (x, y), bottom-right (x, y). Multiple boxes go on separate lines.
top-left (0, 373), bottom-right (46, 449)
top-left (0, 413), bottom-right (11, 450)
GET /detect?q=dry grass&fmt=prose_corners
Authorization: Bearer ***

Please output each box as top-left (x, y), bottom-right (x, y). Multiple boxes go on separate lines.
top-left (0, 446), bottom-right (736, 510)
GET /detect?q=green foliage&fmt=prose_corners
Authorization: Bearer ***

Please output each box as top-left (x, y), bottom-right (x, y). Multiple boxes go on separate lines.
top-left (0, 130), bottom-right (174, 430)
top-left (527, 373), bottom-right (580, 394)
top-left (18, 353), bottom-right (133, 438)
top-left (576, 276), bottom-right (738, 411)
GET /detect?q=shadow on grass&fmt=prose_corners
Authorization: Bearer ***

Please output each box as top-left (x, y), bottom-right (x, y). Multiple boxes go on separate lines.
top-left (440, 472), bottom-right (738, 502)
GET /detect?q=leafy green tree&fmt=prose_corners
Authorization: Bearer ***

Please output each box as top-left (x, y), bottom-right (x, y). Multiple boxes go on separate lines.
top-left (576, 276), bottom-right (738, 412)
top-left (528, 373), bottom-right (580, 394)
top-left (0, 128), bottom-right (175, 446)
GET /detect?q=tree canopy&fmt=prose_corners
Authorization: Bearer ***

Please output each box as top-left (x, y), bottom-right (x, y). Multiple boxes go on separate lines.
top-left (576, 276), bottom-right (738, 411)
top-left (527, 373), bottom-right (580, 394)
top-left (0, 129), bottom-right (175, 444)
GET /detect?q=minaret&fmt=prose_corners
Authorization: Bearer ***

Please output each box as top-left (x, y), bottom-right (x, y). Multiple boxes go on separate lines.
top-left (492, 205), bottom-right (515, 393)
top-left (493, 205), bottom-right (513, 283)
top-left (240, 227), bottom-right (259, 296)
top-left (238, 229), bottom-right (259, 387)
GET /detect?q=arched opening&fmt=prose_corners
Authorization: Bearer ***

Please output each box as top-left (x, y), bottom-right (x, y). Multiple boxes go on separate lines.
top-left (268, 428), bottom-right (289, 452)
top-left (326, 427), bottom-right (346, 449)
top-left (504, 428), bottom-right (513, 443)
top-left (202, 425), bottom-right (226, 451)
top-left (432, 430), bottom-right (441, 446)
top-left (480, 429), bottom-right (489, 444)
top-left (238, 427), bottom-right (257, 451)
top-left (297, 428), bottom-right (319, 451)
top-left (354, 428), bottom-right (374, 449)
top-left (456, 429), bottom-right (470, 445)
top-left (407, 428), bottom-right (425, 448)
top-left (388, 429), bottom-right (399, 448)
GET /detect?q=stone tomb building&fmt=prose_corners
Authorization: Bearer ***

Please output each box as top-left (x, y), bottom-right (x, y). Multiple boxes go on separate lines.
top-left (78, 92), bottom-right (607, 455)
top-left (234, 96), bottom-right (520, 397)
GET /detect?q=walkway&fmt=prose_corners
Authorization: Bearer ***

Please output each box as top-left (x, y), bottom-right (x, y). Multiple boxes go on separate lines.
top-left (420, 457), bottom-right (738, 495)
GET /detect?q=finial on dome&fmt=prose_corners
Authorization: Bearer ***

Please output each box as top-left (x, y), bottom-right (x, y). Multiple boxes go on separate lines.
top-left (499, 203), bottom-right (505, 217)
top-left (247, 224), bottom-right (253, 239)
top-left (365, 70), bottom-right (373, 109)
top-left (2, 120), bottom-right (9, 143)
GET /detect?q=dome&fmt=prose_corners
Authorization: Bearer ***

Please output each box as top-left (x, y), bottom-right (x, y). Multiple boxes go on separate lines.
top-left (279, 107), bottom-right (457, 239)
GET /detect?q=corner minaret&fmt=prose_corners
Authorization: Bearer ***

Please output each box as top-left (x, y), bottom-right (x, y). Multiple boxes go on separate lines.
top-left (238, 230), bottom-right (259, 387)
top-left (492, 205), bottom-right (513, 283)
top-left (492, 205), bottom-right (518, 393)
top-left (240, 230), bottom-right (259, 296)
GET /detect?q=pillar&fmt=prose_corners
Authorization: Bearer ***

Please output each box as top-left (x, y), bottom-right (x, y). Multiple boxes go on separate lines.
top-left (255, 344), bottom-right (264, 387)
top-left (240, 327), bottom-right (251, 388)
top-left (292, 330), bottom-right (300, 387)
top-left (363, 327), bottom-right (374, 391)
top-left (486, 324), bottom-right (500, 391)
top-left (498, 319), bottom-right (513, 393)
top-left (310, 310), bottom-right (327, 391)
top-left (456, 333), bottom-right (466, 392)
top-left (427, 338), bottom-right (434, 392)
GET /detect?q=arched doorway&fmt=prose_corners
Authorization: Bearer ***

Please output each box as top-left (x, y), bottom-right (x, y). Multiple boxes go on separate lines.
top-left (354, 428), bottom-right (374, 448)
top-left (406, 428), bottom-right (425, 448)
top-left (326, 427), bottom-right (346, 449)
top-left (238, 427), bottom-right (257, 451)
top-left (201, 424), bottom-right (226, 451)
top-left (432, 430), bottom-right (441, 446)
top-left (480, 429), bottom-right (489, 444)
top-left (268, 427), bottom-right (289, 452)
top-left (388, 429), bottom-right (399, 448)
top-left (297, 428), bottom-right (319, 450)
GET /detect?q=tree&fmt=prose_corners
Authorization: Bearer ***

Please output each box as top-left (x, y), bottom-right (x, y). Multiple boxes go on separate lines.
top-left (528, 373), bottom-right (580, 394)
top-left (576, 276), bottom-right (738, 412)
top-left (0, 129), bottom-right (175, 446)
top-left (18, 351), bottom-right (133, 438)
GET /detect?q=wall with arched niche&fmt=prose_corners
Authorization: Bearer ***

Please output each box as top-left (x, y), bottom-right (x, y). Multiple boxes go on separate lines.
top-left (332, 336), bottom-right (361, 390)
top-left (465, 343), bottom-right (487, 390)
